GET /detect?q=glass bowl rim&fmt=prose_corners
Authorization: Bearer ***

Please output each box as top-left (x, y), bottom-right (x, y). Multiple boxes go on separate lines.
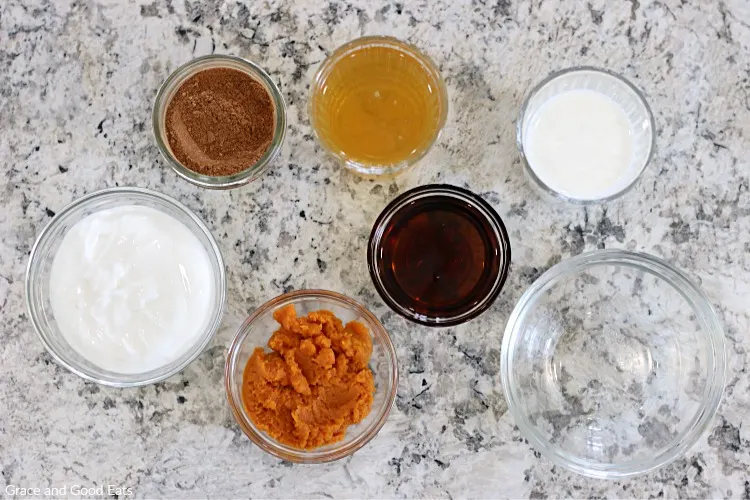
top-left (224, 288), bottom-right (399, 463)
top-left (152, 54), bottom-right (287, 190)
top-left (367, 183), bottom-right (512, 327)
top-left (516, 66), bottom-right (657, 205)
top-left (24, 186), bottom-right (228, 387)
top-left (309, 35), bottom-right (449, 178)
top-left (500, 249), bottom-right (726, 478)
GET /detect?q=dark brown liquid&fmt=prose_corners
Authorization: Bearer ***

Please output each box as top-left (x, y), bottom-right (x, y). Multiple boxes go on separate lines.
top-left (375, 195), bottom-right (504, 319)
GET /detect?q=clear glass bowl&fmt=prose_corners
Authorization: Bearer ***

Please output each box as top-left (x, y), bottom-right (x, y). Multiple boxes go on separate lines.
top-left (153, 54), bottom-right (287, 189)
top-left (517, 67), bottom-right (656, 204)
top-left (367, 184), bottom-right (511, 327)
top-left (501, 250), bottom-right (725, 478)
top-left (225, 290), bottom-right (398, 462)
top-left (25, 187), bottom-right (227, 387)
top-left (309, 36), bottom-right (448, 178)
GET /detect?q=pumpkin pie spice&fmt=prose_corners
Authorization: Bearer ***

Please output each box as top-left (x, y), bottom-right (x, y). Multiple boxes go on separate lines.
top-left (165, 67), bottom-right (275, 177)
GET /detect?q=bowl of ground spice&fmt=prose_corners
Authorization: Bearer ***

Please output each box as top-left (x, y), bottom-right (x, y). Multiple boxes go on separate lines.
top-left (225, 290), bottom-right (398, 463)
top-left (153, 55), bottom-right (286, 189)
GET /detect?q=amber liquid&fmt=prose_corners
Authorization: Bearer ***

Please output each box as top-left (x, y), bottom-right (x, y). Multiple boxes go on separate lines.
top-left (312, 42), bottom-right (443, 166)
top-left (376, 195), bottom-right (504, 318)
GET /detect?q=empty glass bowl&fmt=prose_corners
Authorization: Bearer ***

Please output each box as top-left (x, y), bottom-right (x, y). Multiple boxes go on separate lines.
top-left (501, 250), bottom-right (725, 478)
top-left (225, 289), bottom-right (398, 462)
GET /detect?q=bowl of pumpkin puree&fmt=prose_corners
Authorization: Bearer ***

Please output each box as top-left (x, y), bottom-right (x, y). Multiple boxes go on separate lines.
top-left (225, 289), bottom-right (399, 462)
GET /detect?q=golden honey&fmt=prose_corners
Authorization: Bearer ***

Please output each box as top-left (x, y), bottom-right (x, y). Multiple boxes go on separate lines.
top-left (311, 37), bottom-right (447, 175)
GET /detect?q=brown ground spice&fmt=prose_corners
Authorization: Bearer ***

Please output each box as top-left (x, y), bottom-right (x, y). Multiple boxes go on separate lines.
top-left (165, 67), bottom-right (275, 177)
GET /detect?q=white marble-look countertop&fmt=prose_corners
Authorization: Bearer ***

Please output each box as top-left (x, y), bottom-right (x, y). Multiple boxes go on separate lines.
top-left (2, 0), bottom-right (749, 498)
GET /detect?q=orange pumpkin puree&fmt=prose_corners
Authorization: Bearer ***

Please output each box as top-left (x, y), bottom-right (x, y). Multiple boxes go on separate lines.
top-left (241, 304), bottom-right (375, 449)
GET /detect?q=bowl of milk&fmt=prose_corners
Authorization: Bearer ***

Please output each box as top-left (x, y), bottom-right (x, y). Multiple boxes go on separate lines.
top-left (25, 187), bottom-right (227, 387)
top-left (517, 67), bottom-right (655, 203)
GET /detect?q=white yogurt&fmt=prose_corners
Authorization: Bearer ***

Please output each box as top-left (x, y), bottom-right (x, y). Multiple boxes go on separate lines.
top-left (49, 205), bottom-right (215, 374)
top-left (524, 89), bottom-right (635, 200)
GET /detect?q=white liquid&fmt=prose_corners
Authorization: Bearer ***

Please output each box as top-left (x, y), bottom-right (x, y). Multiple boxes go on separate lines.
top-left (525, 89), bottom-right (635, 200)
top-left (49, 205), bottom-right (215, 374)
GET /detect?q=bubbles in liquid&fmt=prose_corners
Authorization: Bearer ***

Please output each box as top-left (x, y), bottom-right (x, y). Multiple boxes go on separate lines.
top-left (312, 42), bottom-right (444, 166)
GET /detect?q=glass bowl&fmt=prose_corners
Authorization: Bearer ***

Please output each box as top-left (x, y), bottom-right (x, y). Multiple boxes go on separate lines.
top-left (501, 250), bottom-right (725, 478)
top-left (225, 289), bottom-right (398, 463)
top-left (25, 187), bottom-right (227, 387)
top-left (309, 36), bottom-right (448, 178)
top-left (517, 67), bottom-right (655, 204)
top-left (153, 54), bottom-right (287, 189)
top-left (368, 184), bottom-right (511, 327)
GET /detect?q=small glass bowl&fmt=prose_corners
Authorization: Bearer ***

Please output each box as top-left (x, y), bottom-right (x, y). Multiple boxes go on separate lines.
top-left (501, 250), bottom-right (725, 478)
top-left (153, 54), bottom-right (287, 189)
top-left (368, 185), bottom-right (511, 327)
top-left (517, 67), bottom-right (656, 204)
top-left (225, 289), bottom-right (398, 463)
top-left (25, 187), bottom-right (227, 387)
top-left (310, 36), bottom-right (448, 178)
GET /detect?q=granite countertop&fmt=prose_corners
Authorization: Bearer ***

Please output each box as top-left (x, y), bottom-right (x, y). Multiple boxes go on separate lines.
top-left (2, 0), bottom-right (749, 498)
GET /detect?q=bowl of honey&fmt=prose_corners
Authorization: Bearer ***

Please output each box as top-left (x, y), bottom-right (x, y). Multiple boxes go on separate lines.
top-left (310, 36), bottom-right (448, 178)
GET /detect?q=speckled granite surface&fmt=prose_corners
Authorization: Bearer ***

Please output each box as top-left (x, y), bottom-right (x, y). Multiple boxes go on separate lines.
top-left (1, 0), bottom-right (749, 498)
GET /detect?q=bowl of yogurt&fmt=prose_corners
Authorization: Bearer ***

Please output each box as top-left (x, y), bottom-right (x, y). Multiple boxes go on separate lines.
top-left (25, 187), bottom-right (226, 387)
top-left (517, 67), bottom-right (655, 203)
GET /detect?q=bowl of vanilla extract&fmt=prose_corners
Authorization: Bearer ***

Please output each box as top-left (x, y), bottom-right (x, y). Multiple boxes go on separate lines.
top-left (368, 184), bottom-right (511, 326)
